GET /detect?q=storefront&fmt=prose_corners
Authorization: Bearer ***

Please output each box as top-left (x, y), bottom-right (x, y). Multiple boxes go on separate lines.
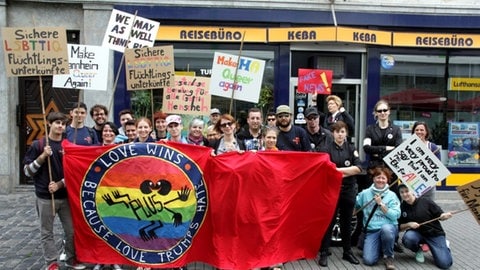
top-left (111, 5), bottom-right (479, 189)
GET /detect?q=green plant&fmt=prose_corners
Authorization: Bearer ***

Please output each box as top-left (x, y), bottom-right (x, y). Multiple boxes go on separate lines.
top-left (130, 90), bottom-right (152, 118)
top-left (257, 85), bottom-right (274, 111)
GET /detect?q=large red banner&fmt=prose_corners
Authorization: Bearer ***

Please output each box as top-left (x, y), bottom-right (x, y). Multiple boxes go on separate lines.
top-left (63, 141), bottom-right (342, 269)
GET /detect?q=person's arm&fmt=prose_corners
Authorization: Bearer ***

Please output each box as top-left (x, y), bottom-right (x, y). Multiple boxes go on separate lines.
top-left (24, 142), bottom-right (51, 177)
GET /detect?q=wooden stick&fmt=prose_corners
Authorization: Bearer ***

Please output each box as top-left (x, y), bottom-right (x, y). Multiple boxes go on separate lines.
top-left (228, 31), bottom-right (246, 115)
top-left (418, 208), bottom-right (470, 226)
top-left (38, 76), bottom-right (56, 215)
top-left (353, 178), bottom-right (401, 216)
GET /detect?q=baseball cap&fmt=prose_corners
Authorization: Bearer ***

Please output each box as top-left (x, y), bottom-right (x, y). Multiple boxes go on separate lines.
top-left (305, 106), bottom-right (319, 118)
top-left (276, 105), bottom-right (291, 115)
top-left (166, 115), bottom-right (182, 125)
top-left (210, 108), bottom-right (221, 115)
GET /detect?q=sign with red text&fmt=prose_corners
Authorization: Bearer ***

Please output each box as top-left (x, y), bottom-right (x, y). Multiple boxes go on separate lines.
top-left (2, 27), bottom-right (69, 77)
top-left (209, 52), bottom-right (265, 103)
top-left (124, 45), bottom-right (174, 90)
top-left (102, 9), bottom-right (160, 52)
top-left (383, 134), bottom-right (451, 198)
top-left (297, 69), bottom-right (332, 94)
top-left (52, 44), bottom-right (109, 90)
top-left (162, 76), bottom-right (211, 115)
top-left (456, 179), bottom-right (480, 225)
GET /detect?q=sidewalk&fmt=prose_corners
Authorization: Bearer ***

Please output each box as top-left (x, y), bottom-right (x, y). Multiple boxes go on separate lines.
top-left (1, 187), bottom-right (478, 270)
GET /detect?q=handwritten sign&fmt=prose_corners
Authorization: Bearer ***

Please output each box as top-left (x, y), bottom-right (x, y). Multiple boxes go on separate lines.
top-left (383, 134), bottom-right (451, 197)
top-left (209, 52), bottom-right (265, 103)
top-left (162, 76), bottom-right (211, 115)
top-left (456, 179), bottom-right (480, 225)
top-left (2, 27), bottom-right (69, 77)
top-left (297, 69), bottom-right (332, 94)
top-left (124, 45), bottom-right (175, 90)
top-left (52, 44), bottom-right (109, 90)
top-left (102, 9), bottom-right (160, 52)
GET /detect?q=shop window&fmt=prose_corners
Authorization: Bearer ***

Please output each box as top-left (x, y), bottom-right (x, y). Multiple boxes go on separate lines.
top-left (380, 54), bottom-right (480, 167)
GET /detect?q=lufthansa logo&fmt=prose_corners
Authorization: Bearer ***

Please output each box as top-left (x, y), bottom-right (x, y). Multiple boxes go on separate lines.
top-left (80, 143), bottom-right (207, 265)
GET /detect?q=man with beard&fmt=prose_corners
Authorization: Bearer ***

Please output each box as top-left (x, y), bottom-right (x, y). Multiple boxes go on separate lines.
top-left (304, 106), bottom-right (333, 152)
top-left (89, 104), bottom-right (108, 143)
top-left (275, 105), bottom-right (310, 151)
top-left (237, 107), bottom-right (263, 151)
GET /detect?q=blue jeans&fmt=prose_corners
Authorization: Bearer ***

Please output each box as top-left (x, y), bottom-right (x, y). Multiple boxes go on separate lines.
top-left (402, 230), bottom-right (453, 269)
top-left (362, 224), bottom-right (398, 265)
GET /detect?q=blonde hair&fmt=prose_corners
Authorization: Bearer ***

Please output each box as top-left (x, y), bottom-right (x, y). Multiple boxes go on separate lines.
top-left (372, 99), bottom-right (390, 117)
top-left (326, 95), bottom-right (342, 107)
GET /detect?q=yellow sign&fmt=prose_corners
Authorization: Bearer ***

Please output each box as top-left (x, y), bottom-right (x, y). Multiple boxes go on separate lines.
top-left (337, 27), bottom-right (391, 45)
top-left (268, 27), bottom-right (336, 42)
top-left (449, 77), bottom-right (480, 91)
top-left (156, 26), bottom-right (267, 42)
top-left (393, 32), bottom-right (480, 48)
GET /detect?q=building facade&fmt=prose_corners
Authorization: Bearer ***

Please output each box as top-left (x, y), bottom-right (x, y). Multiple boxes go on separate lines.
top-left (1, 0), bottom-right (479, 193)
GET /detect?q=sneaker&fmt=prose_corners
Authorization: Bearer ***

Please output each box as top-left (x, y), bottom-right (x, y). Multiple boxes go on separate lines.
top-left (65, 259), bottom-right (86, 270)
top-left (46, 261), bottom-right (59, 270)
top-left (113, 264), bottom-right (123, 270)
top-left (385, 257), bottom-right (395, 270)
top-left (93, 264), bottom-right (102, 270)
top-left (415, 249), bottom-right (425, 263)
top-left (446, 239), bottom-right (450, 248)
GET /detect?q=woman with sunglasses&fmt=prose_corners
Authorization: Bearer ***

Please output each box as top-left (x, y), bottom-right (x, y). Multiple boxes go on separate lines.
top-left (363, 99), bottom-right (402, 170)
top-left (211, 113), bottom-right (245, 155)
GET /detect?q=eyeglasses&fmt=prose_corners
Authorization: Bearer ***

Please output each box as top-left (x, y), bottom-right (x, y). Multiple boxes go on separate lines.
top-left (267, 118), bottom-right (276, 121)
top-left (306, 116), bottom-right (318, 121)
top-left (220, 122), bottom-right (232, 128)
top-left (376, 109), bottom-right (389, 113)
top-left (277, 114), bottom-right (290, 118)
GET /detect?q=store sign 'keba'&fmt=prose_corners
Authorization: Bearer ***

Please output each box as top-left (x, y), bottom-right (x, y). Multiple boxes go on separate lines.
top-left (209, 52), bottom-right (265, 103)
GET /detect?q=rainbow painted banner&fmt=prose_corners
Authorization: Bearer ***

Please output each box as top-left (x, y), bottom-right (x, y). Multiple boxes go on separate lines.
top-left (63, 141), bottom-right (341, 269)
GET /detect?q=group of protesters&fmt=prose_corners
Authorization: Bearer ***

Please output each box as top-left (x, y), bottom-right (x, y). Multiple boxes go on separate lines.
top-left (24, 95), bottom-right (453, 270)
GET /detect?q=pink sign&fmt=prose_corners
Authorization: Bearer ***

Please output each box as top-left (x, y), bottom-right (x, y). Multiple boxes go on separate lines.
top-left (297, 69), bottom-right (333, 94)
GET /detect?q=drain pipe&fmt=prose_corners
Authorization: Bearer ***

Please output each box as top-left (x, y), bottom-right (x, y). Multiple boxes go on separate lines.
top-left (329, 0), bottom-right (338, 26)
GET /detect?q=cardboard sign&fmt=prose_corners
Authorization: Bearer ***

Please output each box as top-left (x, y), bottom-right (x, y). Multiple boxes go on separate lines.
top-left (456, 179), bottom-right (480, 225)
top-left (209, 52), bottom-right (265, 103)
top-left (297, 69), bottom-right (332, 94)
top-left (162, 76), bottom-right (211, 115)
top-left (2, 27), bottom-right (69, 77)
top-left (52, 44), bottom-right (109, 90)
top-left (102, 9), bottom-right (160, 52)
top-left (124, 45), bottom-right (175, 90)
top-left (383, 134), bottom-right (451, 197)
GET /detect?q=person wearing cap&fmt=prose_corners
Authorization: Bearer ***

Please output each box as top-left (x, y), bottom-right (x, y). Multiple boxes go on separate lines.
top-left (398, 184), bottom-right (453, 269)
top-left (274, 105), bottom-right (311, 151)
top-left (318, 121), bottom-right (361, 267)
top-left (208, 108), bottom-right (221, 126)
top-left (304, 106), bottom-right (333, 152)
top-left (237, 107), bottom-right (263, 151)
top-left (165, 115), bottom-right (188, 143)
top-left (133, 117), bottom-right (156, 143)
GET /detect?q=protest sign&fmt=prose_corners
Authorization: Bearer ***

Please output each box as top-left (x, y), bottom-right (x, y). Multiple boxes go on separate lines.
top-left (102, 9), bottom-right (160, 52)
top-left (209, 52), bottom-right (265, 103)
top-left (124, 45), bottom-right (174, 90)
top-left (52, 44), bottom-right (109, 90)
top-left (297, 69), bottom-right (332, 94)
top-left (2, 27), bottom-right (69, 77)
top-left (163, 76), bottom-right (211, 115)
top-left (383, 134), bottom-right (451, 197)
top-left (456, 179), bottom-right (480, 225)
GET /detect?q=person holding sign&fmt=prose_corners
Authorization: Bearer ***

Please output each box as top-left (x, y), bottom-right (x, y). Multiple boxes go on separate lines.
top-left (398, 184), bottom-right (453, 269)
top-left (23, 112), bottom-right (86, 270)
top-left (411, 121), bottom-right (442, 201)
top-left (355, 166), bottom-right (400, 270)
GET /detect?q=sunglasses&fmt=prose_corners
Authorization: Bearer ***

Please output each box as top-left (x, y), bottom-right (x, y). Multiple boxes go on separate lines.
top-left (267, 118), bottom-right (276, 121)
top-left (376, 109), bottom-right (389, 113)
top-left (220, 122), bottom-right (233, 128)
top-left (307, 116), bottom-right (318, 120)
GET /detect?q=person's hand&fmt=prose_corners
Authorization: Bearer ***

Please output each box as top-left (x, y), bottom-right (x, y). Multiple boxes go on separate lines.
top-left (409, 222), bottom-right (420, 229)
top-left (374, 194), bottom-right (383, 206)
top-left (48, 181), bottom-right (58, 193)
top-left (440, 212), bottom-right (453, 220)
top-left (42, 145), bottom-right (52, 158)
